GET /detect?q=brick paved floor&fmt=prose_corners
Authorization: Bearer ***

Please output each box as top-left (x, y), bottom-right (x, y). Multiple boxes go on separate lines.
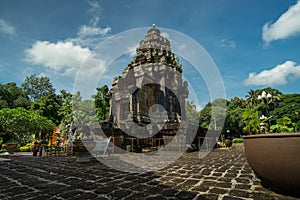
top-left (0, 145), bottom-right (299, 200)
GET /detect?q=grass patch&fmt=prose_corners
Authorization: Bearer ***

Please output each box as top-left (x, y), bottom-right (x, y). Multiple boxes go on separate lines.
top-left (232, 138), bottom-right (243, 144)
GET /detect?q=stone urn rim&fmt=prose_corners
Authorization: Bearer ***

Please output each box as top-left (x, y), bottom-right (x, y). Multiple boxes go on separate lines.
top-left (3, 142), bottom-right (18, 147)
top-left (243, 132), bottom-right (300, 139)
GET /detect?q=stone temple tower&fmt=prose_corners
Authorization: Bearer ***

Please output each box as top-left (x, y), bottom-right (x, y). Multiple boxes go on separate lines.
top-left (106, 25), bottom-right (189, 145)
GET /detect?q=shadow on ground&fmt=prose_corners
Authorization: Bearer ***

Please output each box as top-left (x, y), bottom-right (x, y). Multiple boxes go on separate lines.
top-left (0, 146), bottom-right (299, 200)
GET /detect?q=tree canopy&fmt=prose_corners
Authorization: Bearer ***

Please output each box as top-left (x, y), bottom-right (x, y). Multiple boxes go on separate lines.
top-left (0, 107), bottom-right (55, 145)
top-left (93, 85), bottom-right (110, 121)
top-left (185, 101), bottom-right (199, 125)
top-left (199, 88), bottom-right (299, 136)
top-left (31, 93), bottom-right (62, 125)
top-left (1, 73), bottom-right (300, 144)
top-left (0, 82), bottom-right (31, 109)
top-left (22, 74), bottom-right (55, 101)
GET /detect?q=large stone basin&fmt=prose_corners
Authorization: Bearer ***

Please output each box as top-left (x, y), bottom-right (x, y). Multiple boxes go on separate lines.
top-left (243, 133), bottom-right (300, 197)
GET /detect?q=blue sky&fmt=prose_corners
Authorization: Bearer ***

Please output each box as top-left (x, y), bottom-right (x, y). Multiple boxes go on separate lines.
top-left (1, 0), bottom-right (300, 108)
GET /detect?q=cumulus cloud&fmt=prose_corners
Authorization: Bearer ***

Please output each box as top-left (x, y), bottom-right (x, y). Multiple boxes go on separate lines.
top-left (25, 40), bottom-right (106, 76)
top-left (244, 61), bottom-right (300, 86)
top-left (25, 15), bottom-right (111, 77)
top-left (25, 39), bottom-right (108, 99)
top-left (0, 19), bottom-right (15, 36)
top-left (262, 1), bottom-right (300, 43)
top-left (23, 1), bottom-right (111, 98)
top-left (78, 17), bottom-right (111, 38)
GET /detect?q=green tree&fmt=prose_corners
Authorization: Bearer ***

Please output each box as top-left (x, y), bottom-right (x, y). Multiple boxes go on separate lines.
top-left (0, 107), bottom-right (54, 145)
top-left (222, 97), bottom-right (248, 137)
top-left (211, 99), bottom-right (227, 131)
top-left (270, 94), bottom-right (300, 131)
top-left (228, 96), bottom-right (246, 110)
top-left (93, 85), bottom-right (110, 121)
top-left (199, 98), bottom-right (227, 131)
top-left (185, 101), bottom-right (199, 125)
top-left (72, 91), bottom-right (82, 106)
top-left (199, 102), bottom-right (211, 129)
top-left (256, 88), bottom-right (282, 116)
top-left (224, 107), bottom-right (245, 137)
top-left (22, 74), bottom-right (55, 101)
top-left (73, 92), bottom-right (97, 125)
top-left (242, 109), bottom-right (260, 135)
top-left (0, 82), bottom-right (31, 109)
top-left (31, 93), bottom-right (62, 125)
top-left (73, 100), bottom-right (97, 125)
top-left (267, 88), bottom-right (282, 111)
top-left (270, 116), bottom-right (295, 133)
top-left (243, 88), bottom-right (282, 133)
top-left (58, 90), bottom-right (73, 126)
top-left (245, 89), bottom-right (258, 107)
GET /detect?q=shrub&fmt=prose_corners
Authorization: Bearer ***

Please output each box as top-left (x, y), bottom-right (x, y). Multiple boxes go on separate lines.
top-left (19, 143), bottom-right (31, 152)
top-left (232, 138), bottom-right (243, 144)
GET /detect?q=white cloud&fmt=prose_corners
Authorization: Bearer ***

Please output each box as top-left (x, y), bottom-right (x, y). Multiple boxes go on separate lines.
top-left (0, 19), bottom-right (15, 36)
top-left (25, 14), bottom-right (111, 78)
top-left (25, 41), bottom-right (92, 76)
top-left (74, 54), bottom-right (108, 99)
top-left (78, 17), bottom-right (111, 38)
top-left (244, 61), bottom-right (300, 86)
top-left (87, 0), bottom-right (102, 13)
top-left (89, 16), bottom-right (100, 26)
top-left (262, 1), bottom-right (300, 43)
top-left (25, 40), bottom-right (108, 99)
top-left (23, 0), bottom-right (111, 98)
top-left (78, 25), bottom-right (111, 38)
top-left (67, 16), bottom-right (111, 48)
top-left (25, 40), bottom-right (107, 81)
top-left (62, 0), bottom-right (108, 47)
top-left (220, 39), bottom-right (236, 48)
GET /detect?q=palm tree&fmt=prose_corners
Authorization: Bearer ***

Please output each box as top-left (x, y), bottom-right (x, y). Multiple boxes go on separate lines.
top-left (228, 96), bottom-right (246, 109)
top-left (267, 89), bottom-right (281, 111)
top-left (245, 89), bottom-right (258, 108)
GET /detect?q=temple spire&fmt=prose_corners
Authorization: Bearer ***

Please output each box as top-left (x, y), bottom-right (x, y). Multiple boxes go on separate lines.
top-left (137, 24), bottom-right (170, 51)
top-left (126, 25), bottom-right (182, 72)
